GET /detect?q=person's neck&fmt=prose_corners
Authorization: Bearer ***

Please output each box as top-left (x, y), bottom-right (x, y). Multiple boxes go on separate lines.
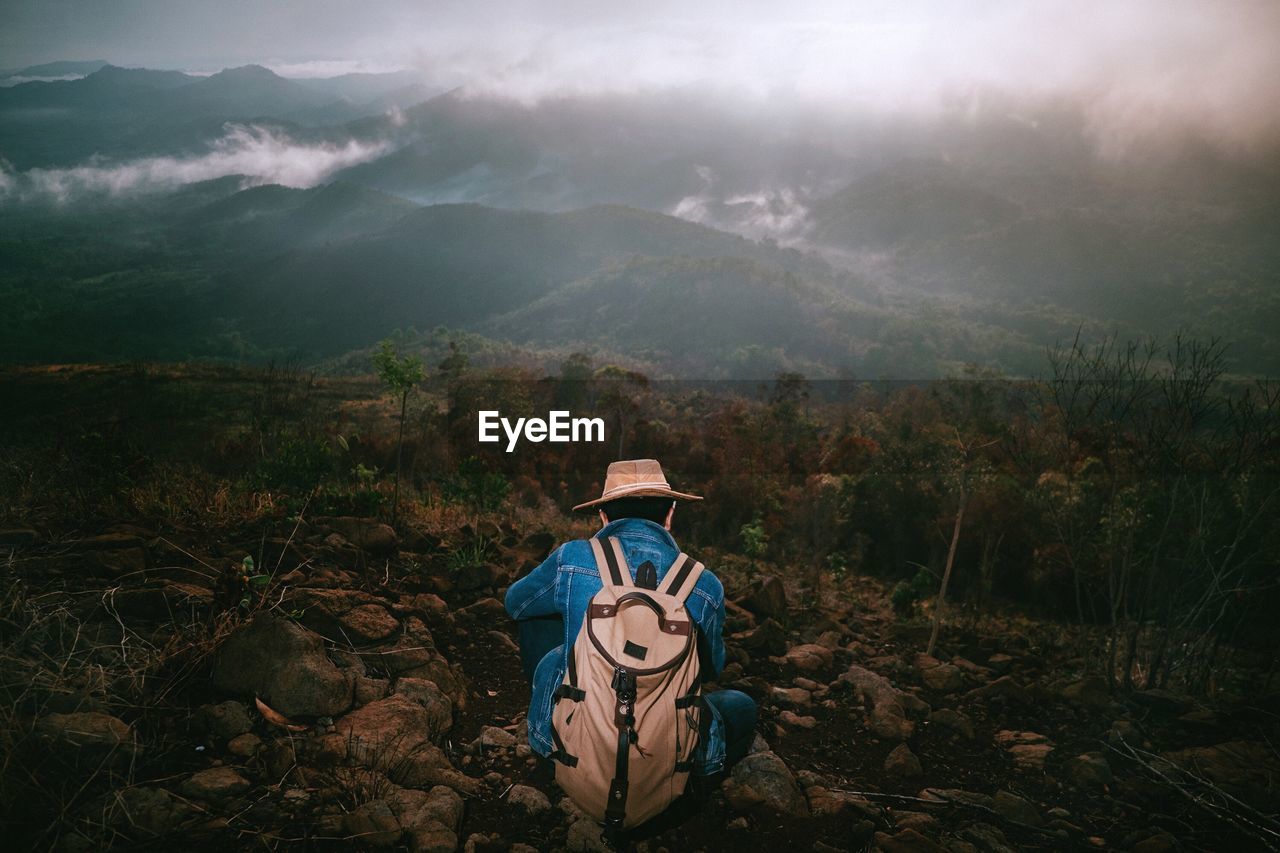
top-left (599, 517), bottom-right (673, 540)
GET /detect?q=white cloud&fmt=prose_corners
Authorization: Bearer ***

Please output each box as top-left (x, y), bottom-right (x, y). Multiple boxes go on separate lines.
top-left (0, 124), bottom-right (392, 203)
top-left (671, 166), bottom-right (811, 243)
top-left (0, 73), bottom-right (87, 87)
top-left (263, 58), bottom-right (411, 78)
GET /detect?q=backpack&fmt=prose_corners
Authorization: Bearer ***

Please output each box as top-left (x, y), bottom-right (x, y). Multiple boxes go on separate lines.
top-left (548, 535), bottom-right (710, 829)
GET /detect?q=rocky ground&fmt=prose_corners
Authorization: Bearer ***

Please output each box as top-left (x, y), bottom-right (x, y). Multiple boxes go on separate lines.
top-left (2, 516), bottom-right (1278, 852)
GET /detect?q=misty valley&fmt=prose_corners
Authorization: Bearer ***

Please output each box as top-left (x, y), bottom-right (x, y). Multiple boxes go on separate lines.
top-left (2, 61), bottom-right (1278, 377)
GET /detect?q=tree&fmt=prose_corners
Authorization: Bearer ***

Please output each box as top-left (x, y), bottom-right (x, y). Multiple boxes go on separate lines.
top-left (593, 365), bottom-right (650, 457)
top-left (373, 339), bottom-right (425, 527)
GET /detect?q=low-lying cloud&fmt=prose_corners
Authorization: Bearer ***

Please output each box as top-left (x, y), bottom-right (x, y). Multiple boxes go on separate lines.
top-left (4, 1), bottom-right (1278, 160)
top-left (0, 123), bottom-right (391, 203)
top-left (401, 0), bottom-right (1280, 159)
top-left (672, 167), bottom-right (812, 244)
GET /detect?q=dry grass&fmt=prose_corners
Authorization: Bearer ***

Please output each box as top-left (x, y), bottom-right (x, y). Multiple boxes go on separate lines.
top-left (0, 564), bottom-right (241, 849)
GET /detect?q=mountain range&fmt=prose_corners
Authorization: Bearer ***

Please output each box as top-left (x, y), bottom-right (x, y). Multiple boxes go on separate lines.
top-left (1, 61), bottom-right (1277, 377)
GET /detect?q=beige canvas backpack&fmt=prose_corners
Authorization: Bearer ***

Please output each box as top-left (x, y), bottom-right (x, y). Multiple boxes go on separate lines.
top-left (548, 536), bottom-right (709, 829)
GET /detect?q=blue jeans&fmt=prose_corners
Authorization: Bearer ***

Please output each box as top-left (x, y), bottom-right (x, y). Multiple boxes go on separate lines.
top-left (518, 616), bottom-right (757, 770)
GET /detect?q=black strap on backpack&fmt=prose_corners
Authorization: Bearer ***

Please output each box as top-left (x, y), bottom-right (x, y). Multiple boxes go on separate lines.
top-left (604, 667), bottom-right (637, 829)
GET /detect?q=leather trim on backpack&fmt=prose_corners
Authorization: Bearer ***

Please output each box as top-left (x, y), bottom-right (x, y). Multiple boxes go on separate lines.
top-left (586, 610), bottom-right (693, 676)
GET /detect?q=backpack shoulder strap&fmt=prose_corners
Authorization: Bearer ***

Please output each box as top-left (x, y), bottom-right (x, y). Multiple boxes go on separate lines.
top-left (589, 536), bottom-right (633, 591)
top-left (657, 552), bottom-right (704, 602)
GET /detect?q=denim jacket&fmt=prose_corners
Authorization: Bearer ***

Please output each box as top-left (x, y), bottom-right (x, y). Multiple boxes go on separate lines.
top-left (503, 517), bottom-right (728, 775)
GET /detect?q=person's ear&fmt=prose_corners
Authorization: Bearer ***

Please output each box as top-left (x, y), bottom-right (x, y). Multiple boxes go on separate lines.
top-left (599, 510), bottom-right (609, 528)
top-left (664, 502), bottom-right (675, 531)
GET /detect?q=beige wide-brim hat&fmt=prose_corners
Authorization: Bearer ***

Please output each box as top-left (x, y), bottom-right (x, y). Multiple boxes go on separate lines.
top-left (572, 459), bottom-right (703, 512)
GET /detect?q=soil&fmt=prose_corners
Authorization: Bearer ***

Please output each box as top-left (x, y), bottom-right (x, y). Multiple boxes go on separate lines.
top-left (3, 514), bottom-right (1277, 852)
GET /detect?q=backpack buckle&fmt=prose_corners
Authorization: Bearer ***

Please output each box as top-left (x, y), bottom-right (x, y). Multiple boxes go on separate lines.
top-left (611, 667), bottom-right (636, 701)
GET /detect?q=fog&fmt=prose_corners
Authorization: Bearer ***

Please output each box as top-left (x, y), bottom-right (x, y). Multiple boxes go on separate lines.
top-left (3, 1), bottom-right (1278, 157)
top-left (0, 125), bottom-right (391, 203)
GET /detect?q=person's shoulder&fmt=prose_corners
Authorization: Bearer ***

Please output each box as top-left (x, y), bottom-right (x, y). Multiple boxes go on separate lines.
top-left (690, 560), bottom-right (723, 601)
top-left (556, 538), bottom-right (599, 573)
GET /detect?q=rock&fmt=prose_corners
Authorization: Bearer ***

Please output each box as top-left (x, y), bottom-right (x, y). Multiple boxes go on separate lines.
top-left (959, 823), bottom-right (1017, 853)
top-left (227, 733), bottom-right (261, 758)
top-left (884, 743), bottom-right (923, 778)
top-left (950, 657), bottom-right (993, 679)
top-left (341, 604), bottom-right (401, 643)
top-left (815, 630), bottom-right (845, 650)
top-left (106, 786), bottom-right (191, 835)
top-left (71, 532), bottom-right (144, 551)
top-left (335, 694), bottom-right (442, 764)
top-left (837, 665), bottom-right (916, 740)
top-left (181, 767), bottom-right (250, 801)
top-left (927, 708), bottom-right (974, 739)
top-left (395, 743), bottom-right (484, 796)
top-left (769, 686), bottom-right (812, 709)
top-left (895, 811), bottom-right (937, 832)
top-left (566, 817), bottom-right (612, 852)
top-left (487, 630), bottom-right (519, 654)
top-left (784, 643), bottom-right (834, 672)
top-left (455, 562), bottom-right (507, 592)
top-left (473, 725), bottom-right (516, 751)
top-left (404, 593), bottom-right (450, 619)
top-left (0, 528), bottom-right (40, 547)
top-left (507, 783), bottom-right (551, 814)
top-left (919, 663), bottom-right (964, 693)
top-left (1066, 752), bottom-right (1112, 788)
top-left (873, 828), bottom-right (944, 853)
top-left (88, 546), bottom-right (148, 577)
top-left (393, 678), bottom-right (453, 735)
top-left (262, 739), bottom-right (295, 778)
top-left (995, 730), bottom-right (1054, 772)
top-left (986, 653), bottom-right (1015, 673)
top-left (106, 583), bottom-right (213, 620)
top-left (324, 517), bottom-right (399, 555)
top-left (457, 597), bottom-right (507, 620)
top-left (195, 700), bottom-right (253, 740)
top-left (355, 676), bottom-right (391, 706)
top-left (805, 787), bottom-right (880, 819)
top-left (724, 751), bottom-right (809, 816)
top-left (741, 575), bottom-right (788, 618)
top-left (1160, 740), bottom-right (1280, 793)
top-left (344, 799), bottom-right (402, 847)
top-left (1132, 833), bottom-right (1177, 853)
top-left (966, 675), bottom-right (1032, 705)
top-left (463, 833), bottom-right (505, 853)
top-left (919, 787), bottom-right (993, 810)
top-left (1130, 688), bottom-right (1195, 715)
top-left (1060, 676), bottom-right (1110, 709)
top-left (212, 613), bottom-right (353, 718)
top-left (992, 790), bottom-right (1043, 827)
top-left (779, 710), bottom-right (818, 729)
top-left (389, 785), bottom-right (462, 852)
top-left (1108, 719), bottom-right (1140, 745)
top-left (735, 618), bottom-right (789, 656)
top-left (36, 711), bottom-right (136, 759)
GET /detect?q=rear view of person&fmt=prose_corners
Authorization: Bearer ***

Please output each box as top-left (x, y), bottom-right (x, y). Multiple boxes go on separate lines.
top-left (504, 459), bottom-right (757, 830)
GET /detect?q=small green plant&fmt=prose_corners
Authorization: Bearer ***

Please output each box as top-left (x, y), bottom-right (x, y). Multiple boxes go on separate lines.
top-left (253, 433), bottom-right (332, 491)
top-left (891, 564), bottom-right (938, 617)
top-left (826, 551), bottom-right (850, 583)
top-left (238, 555), bottom-right (270, 612)
top-left (446, 534), bottom-right (493, 576)
top-left (442, 458), bottom-right (510, 512)
top-left (373, 339), bottom-right (426, 527)
top-left (740, 516), bottom-right (769, 559)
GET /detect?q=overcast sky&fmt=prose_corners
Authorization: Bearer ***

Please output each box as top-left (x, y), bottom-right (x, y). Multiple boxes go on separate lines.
top-left (3, 0), bottom-right (1279, 153)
